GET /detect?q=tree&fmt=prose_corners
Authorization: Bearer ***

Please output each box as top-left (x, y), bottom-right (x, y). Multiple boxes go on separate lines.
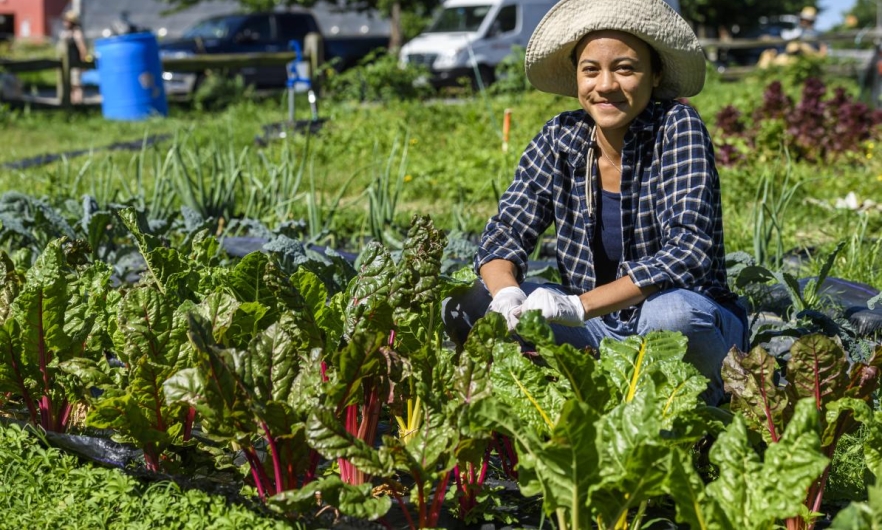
top-left (680, 0), bottom-right (819, 36)
top-left (846, 0), bottom-right (880, 29)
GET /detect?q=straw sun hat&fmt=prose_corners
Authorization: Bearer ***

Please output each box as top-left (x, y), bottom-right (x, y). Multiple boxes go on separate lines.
top-left (525, 0), bottom-right (706, 100)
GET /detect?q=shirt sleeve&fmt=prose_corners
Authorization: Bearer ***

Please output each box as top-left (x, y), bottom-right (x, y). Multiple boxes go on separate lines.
top-left (475, 120), bottom-right (559, 283)
top-left (621, 105), bottom-right (720, 291)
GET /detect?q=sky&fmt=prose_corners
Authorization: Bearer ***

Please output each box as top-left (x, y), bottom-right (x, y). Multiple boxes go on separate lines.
top-left (817, 0), bottom-right (857, 30)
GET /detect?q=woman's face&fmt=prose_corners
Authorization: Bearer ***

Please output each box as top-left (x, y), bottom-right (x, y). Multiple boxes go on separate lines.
top-left (575, 30), bottom-right (661, 137)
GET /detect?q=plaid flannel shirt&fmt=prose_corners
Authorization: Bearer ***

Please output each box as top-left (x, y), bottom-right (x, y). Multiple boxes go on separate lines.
top-left (476, 99), bottom-right (735, 307)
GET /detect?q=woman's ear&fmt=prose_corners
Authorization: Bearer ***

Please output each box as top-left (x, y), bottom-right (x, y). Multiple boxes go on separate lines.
top-left (652, 72), bottom-right (662, 88)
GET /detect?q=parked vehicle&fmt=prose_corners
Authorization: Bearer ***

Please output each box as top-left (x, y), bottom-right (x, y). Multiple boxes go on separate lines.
top-left (398, 0), bottom-right (681, 88)
top-left (159, 10), bottom-right (389, 97)
top-left (399, 0), bottom-right (556, 87)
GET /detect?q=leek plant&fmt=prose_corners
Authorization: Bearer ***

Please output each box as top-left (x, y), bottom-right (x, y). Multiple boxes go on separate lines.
top-left (366, 135), bottom-right (410, 249)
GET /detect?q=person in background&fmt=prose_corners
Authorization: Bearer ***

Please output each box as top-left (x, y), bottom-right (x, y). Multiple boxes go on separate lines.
top-left (57, 10), bottom-right (89, 104)
top-left (443, 0), bottom-right (747, 405)
top-left (759, 5), bottom-right (828, 68)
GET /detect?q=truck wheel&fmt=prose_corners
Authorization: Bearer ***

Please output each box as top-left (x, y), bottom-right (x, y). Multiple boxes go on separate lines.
top-left (473, 65), bottom-right (495, 90)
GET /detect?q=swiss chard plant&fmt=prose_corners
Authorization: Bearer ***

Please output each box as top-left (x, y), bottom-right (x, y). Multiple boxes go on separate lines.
top-left (722, 334), bottom-right (882, 530)
top-left (320, 215), bottom-right (447, 487)
top-left (0, 239), bottom-right (112, 432)
top-left (471, 313), bottom-right (715, 530)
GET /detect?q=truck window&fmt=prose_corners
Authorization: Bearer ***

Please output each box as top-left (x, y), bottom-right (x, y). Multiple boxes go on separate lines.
top-left (276, 13), bottom-right (319, 43)
top-left (489, 5), bottom-right (517, 35)
top-left (426, 5), bottom-right (493, 33)
top-left (183, 15), bottom-right (247, 39)
top-left (236, 16), bottom-right (273, 43)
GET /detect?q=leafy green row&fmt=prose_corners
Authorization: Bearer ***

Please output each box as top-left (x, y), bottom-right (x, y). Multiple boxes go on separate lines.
top-left (0, 207), bottom-right (880, 529)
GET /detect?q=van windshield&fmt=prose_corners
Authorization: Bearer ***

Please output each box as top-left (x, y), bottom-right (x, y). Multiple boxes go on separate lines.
top-left (425, 5), bottom-right (492, 33)
top-left (182, 15), bottom-right (247, 39)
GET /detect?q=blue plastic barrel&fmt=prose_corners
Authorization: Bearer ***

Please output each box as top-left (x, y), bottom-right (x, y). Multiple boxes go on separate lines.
top-left (94, 33), bottom-right (168, 120)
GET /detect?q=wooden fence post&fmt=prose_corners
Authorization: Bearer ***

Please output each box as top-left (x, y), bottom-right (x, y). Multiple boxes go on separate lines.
top-left (58, 44), bottom-right (72, 108)
top-left (304, 31), bottom-right (324, 97)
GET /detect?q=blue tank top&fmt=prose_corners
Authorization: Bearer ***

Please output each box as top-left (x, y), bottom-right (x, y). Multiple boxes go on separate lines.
top-left (592, 189), bottom-right (622, 286)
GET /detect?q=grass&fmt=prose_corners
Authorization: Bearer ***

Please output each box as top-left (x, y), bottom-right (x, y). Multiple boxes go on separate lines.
top-left (1, 65), bottom-right (881, 285)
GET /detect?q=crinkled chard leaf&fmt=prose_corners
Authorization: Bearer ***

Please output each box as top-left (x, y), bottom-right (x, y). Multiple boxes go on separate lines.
top-left (489, 334), bottom-right (569, 436)
top-left (598, 330), bottom-right (690, 406)
top-left (306, 406), bottom-right (390, 477)
top-left (591, 384), bottom-right (673, 526)
top-left (705, 398), bottom-right (828, 528)
top-left (786, 334), bottom-right (850, 409)
top-left (0, 250), bottom-right (21, 324)
top-left (722, 344), bottom-right (792, 443)
top-left (270, 475), bottom-right (391, 521)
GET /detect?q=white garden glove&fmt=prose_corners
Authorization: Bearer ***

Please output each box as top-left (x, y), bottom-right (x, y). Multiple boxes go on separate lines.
top-left (487, 286), bottom-right (527, 331)
top-left (513, 288), bottom-right (585, 327)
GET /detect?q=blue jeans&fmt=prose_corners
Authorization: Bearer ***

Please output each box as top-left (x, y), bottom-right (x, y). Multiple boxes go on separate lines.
top-left (442, 282), bottom-right (748, 405)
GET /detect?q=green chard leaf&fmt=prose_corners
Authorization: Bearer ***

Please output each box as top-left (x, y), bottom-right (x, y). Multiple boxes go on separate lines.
top-left (488, 335), bottom-right (570, 436)
top-left (226, 252), bottom-right (278, 316)
top-left (345, 243), bottom-right (394, 337)
top-left (305, 406), bottom-right (390, 477)
top-left (866, 411), bottom-right (882, 477)
top-left (389, 215), bottom-right (446, 313)
top-left (722, 344), bottom-right (792, 443)
top-left (706, 399), bottom-right (828, 529)
top-left (590, 383), bottom-right (673, 527)
top-left (270, 475), bottom-right (391, 521)
top-left (12, 240), bottom-right (73, 362)
top-left (115, 286), bottom-right (187, 367)
top-left (119, 207), bottom-right (195, 297)
top-left (0, 250), bottom-right (22, 324)
top-left (598, 331), bottom-right (690, 405)
top-left (192, 291), bottom-right (240, 344)
top-left (786, 334), bottom-right (850, 411)
top-left (462, 311), bottom-right (511, 364)
top-left (170, 314), bottom-right (255, 439)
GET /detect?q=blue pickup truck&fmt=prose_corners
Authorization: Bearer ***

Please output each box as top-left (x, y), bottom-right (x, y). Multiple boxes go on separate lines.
top-left (158, 10), bottom-right (388, 96)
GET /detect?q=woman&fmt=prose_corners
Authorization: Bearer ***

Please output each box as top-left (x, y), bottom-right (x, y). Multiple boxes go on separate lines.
top-left (444, 0), bottom-right (747, 405)
top-left (57, 10), bottom-right (89, 104)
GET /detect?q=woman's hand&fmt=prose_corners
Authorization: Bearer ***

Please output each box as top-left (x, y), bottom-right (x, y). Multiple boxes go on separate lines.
top-left (488, 286), bottom-right (527, 331)
top-left (514, 288), bottom-right (585, 326)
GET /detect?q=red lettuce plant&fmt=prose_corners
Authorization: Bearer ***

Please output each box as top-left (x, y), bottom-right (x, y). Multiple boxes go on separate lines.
top-left (714, 78), bottom-right (882, 165)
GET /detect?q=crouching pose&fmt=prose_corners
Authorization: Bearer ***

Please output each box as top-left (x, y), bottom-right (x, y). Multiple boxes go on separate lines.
top-left (443, 0), bottom-right (747, 405)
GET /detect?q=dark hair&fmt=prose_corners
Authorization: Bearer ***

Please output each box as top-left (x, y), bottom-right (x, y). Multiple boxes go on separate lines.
top-left (571, 33), bottom-right (664, 76)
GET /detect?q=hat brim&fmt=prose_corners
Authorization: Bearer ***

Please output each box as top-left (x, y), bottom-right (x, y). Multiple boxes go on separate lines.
top-left (525, 0), bottom-right (706, 99)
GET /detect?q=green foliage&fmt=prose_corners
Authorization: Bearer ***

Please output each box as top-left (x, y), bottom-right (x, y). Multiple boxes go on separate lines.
top-left (323, 49), bottom-right (434, 103)
top-left (0, 422), bottom-right (295, 529)
top-left (489, 46), bottom-right (532, 95)
top-left (830, 464), bottom-right (882, 529)
top-left (193, 72), bottom-right (255, 112)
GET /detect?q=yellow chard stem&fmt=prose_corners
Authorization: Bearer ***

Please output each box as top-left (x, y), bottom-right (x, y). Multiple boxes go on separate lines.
top-left (625, 340), bottom-right (648, 403)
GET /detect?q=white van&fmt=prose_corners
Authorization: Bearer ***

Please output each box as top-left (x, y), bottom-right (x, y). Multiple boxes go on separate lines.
top-left (400, 0), bottom-right (682, 87)
top-left (399, 0), bottom-right (557, 87)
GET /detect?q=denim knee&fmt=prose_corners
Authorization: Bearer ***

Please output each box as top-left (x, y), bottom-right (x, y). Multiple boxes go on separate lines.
top-left (636, 289), bottom-right (745, 406)
top-left (637, 289), bottom-right (718, 337)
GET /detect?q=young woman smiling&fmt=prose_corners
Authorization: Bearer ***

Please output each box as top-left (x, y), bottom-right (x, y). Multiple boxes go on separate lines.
top-left (443, 0), bottom-right (747, 405)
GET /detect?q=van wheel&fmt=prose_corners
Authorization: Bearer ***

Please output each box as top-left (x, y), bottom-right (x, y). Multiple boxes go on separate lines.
top-left (473, 65), bottom-right (495, 90)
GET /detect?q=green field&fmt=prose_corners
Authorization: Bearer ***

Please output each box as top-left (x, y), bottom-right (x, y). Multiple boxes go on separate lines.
top-left (0, 57), bottom-right (880, 529)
